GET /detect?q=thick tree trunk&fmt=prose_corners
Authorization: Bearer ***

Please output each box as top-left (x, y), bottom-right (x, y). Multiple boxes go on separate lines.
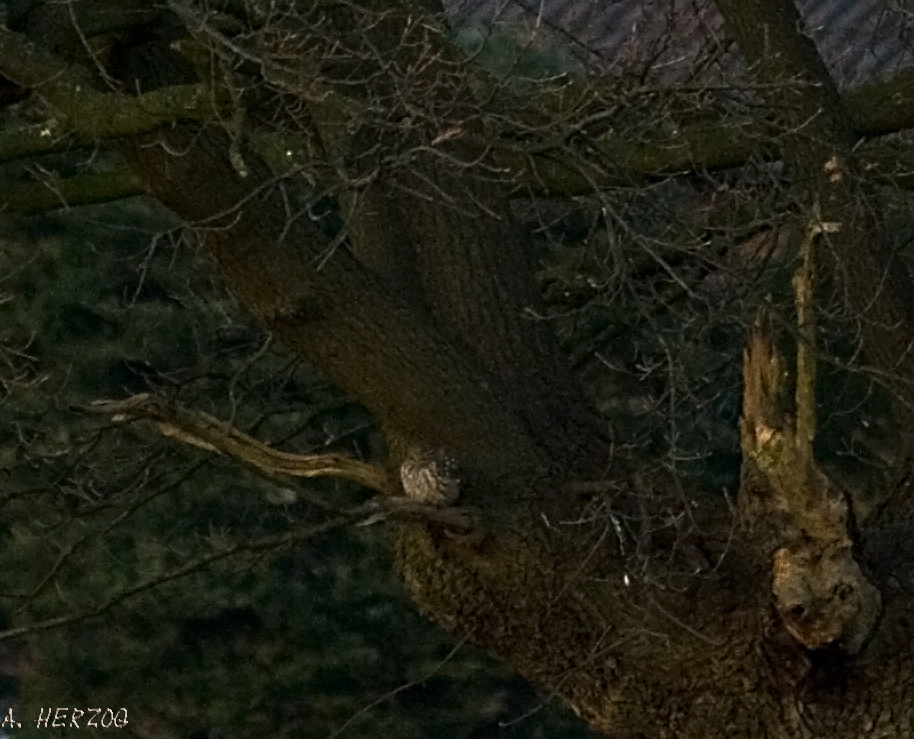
top-left (299, 1), bottom-right (614, 479)
top-left (117, 124), bottom-right (547, 492)
top-left (3, 2), bottom-right (914, 736)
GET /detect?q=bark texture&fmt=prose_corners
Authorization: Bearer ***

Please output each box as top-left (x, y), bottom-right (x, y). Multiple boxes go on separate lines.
top-left (1, 1), bottom-right (914, 737)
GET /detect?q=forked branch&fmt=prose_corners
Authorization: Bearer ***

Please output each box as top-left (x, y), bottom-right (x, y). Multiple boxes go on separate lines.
top-left (740, 216), bottom-right (880, 654)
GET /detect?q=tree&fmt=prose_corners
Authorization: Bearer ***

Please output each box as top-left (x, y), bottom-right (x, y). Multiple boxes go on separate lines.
top-left (1, 0), bottom-right (913, 736)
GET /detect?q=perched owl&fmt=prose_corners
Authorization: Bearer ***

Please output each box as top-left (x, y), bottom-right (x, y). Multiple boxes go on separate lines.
top-left (399, 445), bottom-right (461, 507)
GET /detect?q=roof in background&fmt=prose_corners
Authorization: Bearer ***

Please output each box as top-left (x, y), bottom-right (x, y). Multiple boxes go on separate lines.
top-left (443, 0), bottom-right (914, 88)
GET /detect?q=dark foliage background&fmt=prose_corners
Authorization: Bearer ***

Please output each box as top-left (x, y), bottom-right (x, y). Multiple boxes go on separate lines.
top-left (0, 200), bottom-right (602, 737)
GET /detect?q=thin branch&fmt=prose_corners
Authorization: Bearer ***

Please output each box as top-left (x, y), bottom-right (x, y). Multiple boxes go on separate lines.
top-left (0, 512), bottom-right (368, 641)
top-left (0, 492), bottom-right (473, 642)
top-left (793, 213), bottom-right (840, 470)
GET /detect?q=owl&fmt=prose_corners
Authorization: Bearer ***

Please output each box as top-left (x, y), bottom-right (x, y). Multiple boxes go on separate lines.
top-left (399, 445), bottom-right (461, 507)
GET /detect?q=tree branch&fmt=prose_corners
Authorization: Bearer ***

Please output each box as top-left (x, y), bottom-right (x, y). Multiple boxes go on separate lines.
top-left (718, 0), bottom-right (890, 654)
top-left (793, 216), bottom-right (837, 471)
top-left (0, 25), bottom-right (225, 149)
top-left (714, 0), bottom-right (914, 410)
top-left (3, 21), bottom-right (914, 198)
top-left (0, 170), bottom-right (144, 214)
top-left (92, 393), bottom-right (402, 496)
top-left (507, 66), bottom-right (914, 195)
top-left (0, 24), bottom-right (544, 489)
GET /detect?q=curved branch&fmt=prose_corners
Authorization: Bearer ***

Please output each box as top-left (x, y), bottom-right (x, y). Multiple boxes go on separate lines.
top-left (92, 393), bottom-right (401, 496)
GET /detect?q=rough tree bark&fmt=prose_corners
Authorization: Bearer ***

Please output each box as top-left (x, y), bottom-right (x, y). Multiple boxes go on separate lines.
top-left (1, 1), bottom-right (914, 737)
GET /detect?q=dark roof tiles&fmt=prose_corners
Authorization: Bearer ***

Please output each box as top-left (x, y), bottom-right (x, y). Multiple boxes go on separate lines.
top-left (444, 0), bottom-right (914, 86)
